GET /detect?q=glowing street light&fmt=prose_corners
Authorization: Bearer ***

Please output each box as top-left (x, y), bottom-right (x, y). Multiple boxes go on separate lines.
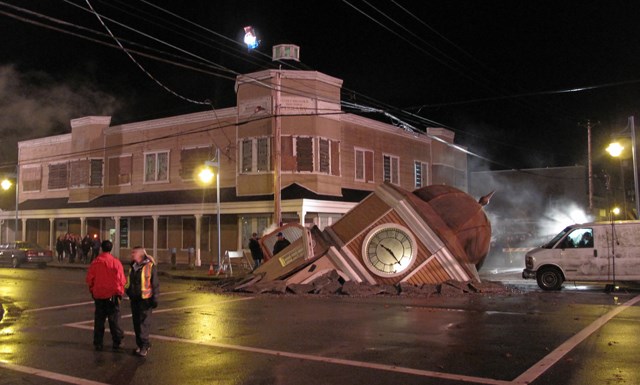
top-left (612, 206), bottom-right (621, 216)
top-left (606, 142), bottom-right (624, 158)
top-left (197, 150), bottom-right (222, 273)
top-left (243, 26), bottom-right (259, 50)
top-left (197, 166), bottom-right (215, 185)
top-left (1, 179), bottom-right (11, 191)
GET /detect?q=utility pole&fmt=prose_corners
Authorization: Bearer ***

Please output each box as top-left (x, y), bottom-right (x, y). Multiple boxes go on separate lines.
top-left (630, 116), bottom-right (640, 218)
top-left (587, 120), bottom-right (594, 211)
top-left (273, 70), bottom-right (282, 227)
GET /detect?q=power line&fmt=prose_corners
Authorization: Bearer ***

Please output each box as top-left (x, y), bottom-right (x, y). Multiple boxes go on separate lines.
top-left (0, 1), bottom-right (571, 165)
top-left (408, 78), bottom-right (640, 109)
top-left (84, 0), bottom-right (210, 105)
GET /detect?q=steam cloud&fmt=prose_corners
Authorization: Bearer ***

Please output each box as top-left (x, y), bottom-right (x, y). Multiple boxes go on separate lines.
top-left (0, 64), bottom-right (120, 165)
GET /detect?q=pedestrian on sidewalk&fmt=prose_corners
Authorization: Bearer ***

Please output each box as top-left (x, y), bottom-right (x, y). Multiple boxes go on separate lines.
top-left (85, 240), bottom-right (126, 351)
top-left (91, 234), bottom-right (101, 262)
top-left (248, 233), bottom-right (263, 270)
top-left (125, 246), bottom-right (159, 358)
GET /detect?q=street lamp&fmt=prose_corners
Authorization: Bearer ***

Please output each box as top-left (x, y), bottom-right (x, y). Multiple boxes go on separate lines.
top-left (197, 148), bottom-right (221, 274)
top-left (606, 142), bottom-right (624, 158)
top-left (1, 171), bottom-right (18, 242)
top-left (612, 206), bottom-right (621, 216)
top-left (607, 142), bottom-right (628, 217)
top-left (606, 117), bottom-right (640, 219)
top-left (1, 179), bottom-right (11, 191)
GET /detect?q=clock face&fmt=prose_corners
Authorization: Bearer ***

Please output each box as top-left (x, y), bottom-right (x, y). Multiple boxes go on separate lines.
top-left (362, 224), bottom-right (417, 277)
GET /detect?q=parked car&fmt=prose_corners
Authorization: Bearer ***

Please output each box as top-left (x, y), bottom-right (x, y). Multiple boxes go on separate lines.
top-left (0, 242), bottom-right (53, 268)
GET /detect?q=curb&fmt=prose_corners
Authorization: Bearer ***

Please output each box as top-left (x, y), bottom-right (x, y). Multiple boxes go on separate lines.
top-left (47, 262), bottom-right (227, 282)
top-left (158, 271), bottom-right (223, 282)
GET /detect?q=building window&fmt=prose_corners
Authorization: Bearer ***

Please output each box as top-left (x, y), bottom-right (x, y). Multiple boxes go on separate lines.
top-left (200, 217), bottom-right (210, 251)
top-left (182, 217), bottom-right (196, 250)
top-left (414, 161), bottom-right (429, 188)
top-left (69, 159), bottom-right (103, 188)
top-left (240, 215), bottom-right (271, 250)
top-left (48, 162), bottom-right (69, 190)
top-left (90, 159), bottom-right (104, 187)
top-left (119, 218), bottom-right (129, 249)
top-left (318, 138), bottom-right (340, 175)
top-left (21, 166), bottom-right (42, 192)
top-left (144, 151), bottom-right (169, 183)
top-left (108, 155), bottom-right (132, 186)
top-left (295, 137), bottom-right (314, 172)
top-left (180, 146), bottom-right (212, 180)
top-left (143, 217), bottom-right (168, 250)
top-left (240, 137), bottom-right (271, 173)
top-left (257, 137), bottom-right (270, 172)
top-left (354, 148), bottom-right (374, 183)
top-left (383, 154), bottom-right (400, 185)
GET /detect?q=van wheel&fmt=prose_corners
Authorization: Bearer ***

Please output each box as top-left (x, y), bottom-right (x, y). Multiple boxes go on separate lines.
top-left (11, 258), bottom-right (20, 268)
top-left (537, 267), bottom-right (563, 291)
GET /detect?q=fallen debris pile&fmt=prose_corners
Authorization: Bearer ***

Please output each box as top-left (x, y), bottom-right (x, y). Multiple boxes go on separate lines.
top-left (197, 270), bottom-right (520, 297)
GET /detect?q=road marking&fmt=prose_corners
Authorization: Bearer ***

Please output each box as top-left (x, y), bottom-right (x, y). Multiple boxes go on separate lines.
top-left (0, 361), bottom-right (109, 385)
top-left (64, 296), bottom-right (255, 326)
top-left (65, 294), bottom-right (509, 385)
top-left (23, 301), bottom-right (94, 314)
top-left (23, 290), bottom-right (188, 313)
top-left (512, 294), bottom-right (640, 384)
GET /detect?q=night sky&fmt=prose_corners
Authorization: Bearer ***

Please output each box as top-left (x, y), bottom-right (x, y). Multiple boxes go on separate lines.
top-left (2, 1), bottom-right (640, 171)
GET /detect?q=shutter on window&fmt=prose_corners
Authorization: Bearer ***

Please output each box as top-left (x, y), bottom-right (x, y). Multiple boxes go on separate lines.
top-left (181, 147), bottom-right (211, 179)
top-left (109, 157), bottom-right (131, 186)
top-left (296, 137), bottom-right (314, 172)
top-left (364, 151), bottom-right (374, 182)
top-left (69, 160), bottom-right (90, 187)
top-left (48, 163), bottom-right (69, 189)
top-left (281, 136), bottom-right (296, 171)
top-left (90, 159), bottom-right (103, 187)
top-left (22, 166), bottom-right (41, 191)
top-left (319, 139), bottom-right (330, 174)
top-left (331, 140), bottom-right (340, 176)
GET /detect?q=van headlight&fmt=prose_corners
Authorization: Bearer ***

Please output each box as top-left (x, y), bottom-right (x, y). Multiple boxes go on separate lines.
top-left (525, 255), bottom-right (534, 269)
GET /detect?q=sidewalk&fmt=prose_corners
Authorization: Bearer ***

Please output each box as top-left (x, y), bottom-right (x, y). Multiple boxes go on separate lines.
top-left (47, 261), bottom-right (237, 281)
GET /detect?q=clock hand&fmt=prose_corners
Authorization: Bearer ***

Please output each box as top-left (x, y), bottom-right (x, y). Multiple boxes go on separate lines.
top-left (380, 244), bottom-right (401, 264)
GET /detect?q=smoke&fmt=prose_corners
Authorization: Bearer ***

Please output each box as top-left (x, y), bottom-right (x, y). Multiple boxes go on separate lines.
top-left (0, 64), bottom-right (120, 164)
top-left (470, 164), bottom-right (593, 269)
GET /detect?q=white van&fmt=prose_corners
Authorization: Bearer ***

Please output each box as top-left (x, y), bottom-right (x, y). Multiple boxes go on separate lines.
top-left (522, 221), bottom-right (640, 290)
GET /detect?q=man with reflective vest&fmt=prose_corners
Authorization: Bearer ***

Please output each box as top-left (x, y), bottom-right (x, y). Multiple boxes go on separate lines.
top-left (125, 246), bottom-right (159, 357)
top-left (85, 240), bottom-right (126, 351)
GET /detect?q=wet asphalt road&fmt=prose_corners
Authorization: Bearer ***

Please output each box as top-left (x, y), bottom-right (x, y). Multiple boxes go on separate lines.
top-left (0, 267), bottom-right (638, 385)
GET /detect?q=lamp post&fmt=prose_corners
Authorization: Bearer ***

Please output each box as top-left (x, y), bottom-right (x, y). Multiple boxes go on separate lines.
top-left (606, 116), bottom-right (640, 219)
top-left (606, 142), bottom-right (627, 217)
top-left (197, 148), bottom-right (222, 273)
top-left (1, 168), bottom-right (18, 242)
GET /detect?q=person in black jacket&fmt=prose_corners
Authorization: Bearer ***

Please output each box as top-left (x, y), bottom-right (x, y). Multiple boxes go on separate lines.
top-left (125, 246), bottom-right (159, 357)
top-left (272, 232), bottom-right (291, 255)
top-left (248, 233), bottom-right (263, 270)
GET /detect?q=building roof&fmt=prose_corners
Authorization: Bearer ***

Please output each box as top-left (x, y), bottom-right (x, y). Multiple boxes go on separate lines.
top-left (18, 183), bottom-right (371, 211)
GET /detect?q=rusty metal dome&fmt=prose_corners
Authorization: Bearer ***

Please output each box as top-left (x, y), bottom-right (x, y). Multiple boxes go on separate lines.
top-left (413, 185), bottom-right (492, 266)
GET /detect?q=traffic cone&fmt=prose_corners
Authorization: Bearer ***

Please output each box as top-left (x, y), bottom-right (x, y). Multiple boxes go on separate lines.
top-left (207, 263), bottom-right (214, 276)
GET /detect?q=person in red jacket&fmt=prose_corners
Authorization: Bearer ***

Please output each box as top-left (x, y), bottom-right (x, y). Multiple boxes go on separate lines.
top-left (86, 240), bottom-right (126, 351)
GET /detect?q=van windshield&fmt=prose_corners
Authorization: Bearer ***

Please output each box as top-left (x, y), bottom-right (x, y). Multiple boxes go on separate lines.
top-left (542, 227), bottom-right (571, 249)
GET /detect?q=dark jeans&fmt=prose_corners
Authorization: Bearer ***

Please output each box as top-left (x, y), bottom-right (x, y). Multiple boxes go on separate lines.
top-left (130, 298), bottom-right (153, 349)
top-left (93, 298), bottom-right (124, 347)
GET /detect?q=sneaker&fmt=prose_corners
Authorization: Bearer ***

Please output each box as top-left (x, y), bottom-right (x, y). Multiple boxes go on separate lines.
top-left (132, 347), bottom-right (141, 355)
top-left (94, 344), bottom-right (103, 351)
top-left (135, 347), bottom-right (149, 357)
top-left (112, 343), bottom-right (122, 351)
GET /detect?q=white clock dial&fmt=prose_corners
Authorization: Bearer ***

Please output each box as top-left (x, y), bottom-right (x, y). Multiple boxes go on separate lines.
top-left (362, 224), bottom-right (417, 277)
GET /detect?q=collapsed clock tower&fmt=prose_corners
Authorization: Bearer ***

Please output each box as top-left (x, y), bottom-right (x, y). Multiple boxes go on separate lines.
top-left (256, 182), bottom-right (492, 286)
